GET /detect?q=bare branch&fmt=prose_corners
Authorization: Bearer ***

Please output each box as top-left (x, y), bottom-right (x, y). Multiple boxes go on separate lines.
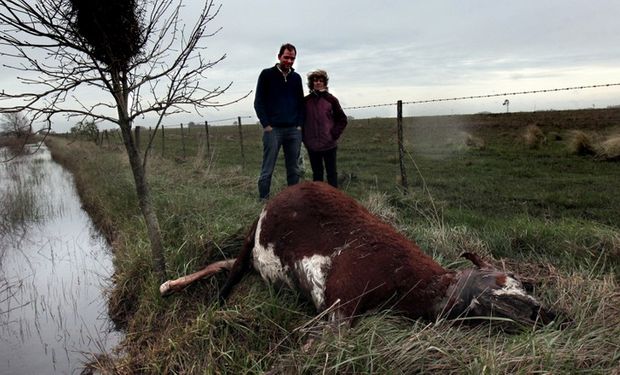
top-left (0, 0), bottom-right (242, 133)
top-left (0, 0), bottom-right (246, 279)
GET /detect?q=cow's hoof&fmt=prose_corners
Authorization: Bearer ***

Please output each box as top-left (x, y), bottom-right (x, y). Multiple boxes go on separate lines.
top-left (159, 280), bottom-right (172, 296)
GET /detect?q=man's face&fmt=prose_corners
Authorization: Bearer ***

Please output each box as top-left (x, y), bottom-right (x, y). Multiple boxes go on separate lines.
top-left (278, 49), bottom-right (296, 71)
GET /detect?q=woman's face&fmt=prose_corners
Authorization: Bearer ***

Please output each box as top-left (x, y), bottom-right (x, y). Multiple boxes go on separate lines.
top-left (311, 76), bottom-right (326, 91)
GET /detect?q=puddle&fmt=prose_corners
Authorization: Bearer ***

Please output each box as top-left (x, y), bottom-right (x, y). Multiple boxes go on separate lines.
top-left (1, 144), bottom-right (121, 374)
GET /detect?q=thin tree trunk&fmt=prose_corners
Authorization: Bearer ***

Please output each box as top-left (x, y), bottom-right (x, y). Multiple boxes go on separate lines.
top-left (119, 119), bottom-right (167, 281)
top-left (109, 67), bottom-right (167, 281)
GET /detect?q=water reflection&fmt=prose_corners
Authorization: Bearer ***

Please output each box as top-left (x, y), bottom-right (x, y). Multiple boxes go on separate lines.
top-left (1, 144), bottom-right (121, 375)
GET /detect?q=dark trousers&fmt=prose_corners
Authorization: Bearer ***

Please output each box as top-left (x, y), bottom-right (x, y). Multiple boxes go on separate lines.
top-left (258, 127), bottom-right (302, 199)
top-left (307, 147), bottom-right (338, 187)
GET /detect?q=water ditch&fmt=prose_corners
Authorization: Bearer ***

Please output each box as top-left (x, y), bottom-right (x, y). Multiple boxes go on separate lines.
top-left (1, 144), bottom-right (121, 374)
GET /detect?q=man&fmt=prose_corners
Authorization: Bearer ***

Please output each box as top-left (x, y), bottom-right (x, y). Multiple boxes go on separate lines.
top-left (254, 43), bottom-right (304, 200)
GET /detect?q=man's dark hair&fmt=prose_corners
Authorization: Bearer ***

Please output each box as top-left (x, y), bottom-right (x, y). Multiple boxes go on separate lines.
top-left (278, 43), bottom-right (297, 57)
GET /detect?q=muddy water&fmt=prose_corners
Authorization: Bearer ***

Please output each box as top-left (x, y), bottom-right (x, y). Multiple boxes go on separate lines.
top-left (0, 144), bottom-right (121, 374)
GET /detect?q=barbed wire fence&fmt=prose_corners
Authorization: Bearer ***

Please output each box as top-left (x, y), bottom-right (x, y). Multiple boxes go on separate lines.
top-left (93, 83), bottom-right (620, 192)
top-left (343, 83), bottom-right (620, 192)
top-left (342, 83), bottom-right (620, 110)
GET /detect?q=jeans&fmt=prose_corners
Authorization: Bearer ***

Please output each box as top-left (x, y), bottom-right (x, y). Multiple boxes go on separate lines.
top-left (307, 147), bottom-right (338, 188)
top-left (258, 126), bottom-right (302, 199)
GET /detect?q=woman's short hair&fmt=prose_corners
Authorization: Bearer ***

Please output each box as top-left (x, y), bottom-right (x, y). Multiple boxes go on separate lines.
top-left (306, 69), bottom-right (329, 90)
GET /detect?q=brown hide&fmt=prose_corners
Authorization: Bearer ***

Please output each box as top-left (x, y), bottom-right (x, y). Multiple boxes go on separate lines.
top-left (223, 181), bottom-right (452, 320)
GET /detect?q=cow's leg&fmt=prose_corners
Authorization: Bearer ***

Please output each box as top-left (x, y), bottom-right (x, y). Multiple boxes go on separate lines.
top-left (160, 259), bottom-right (236, 296)
top-left (218, 218), bottom-right (259, 302)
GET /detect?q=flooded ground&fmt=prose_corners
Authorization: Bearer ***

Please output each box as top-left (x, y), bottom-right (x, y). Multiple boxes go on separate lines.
top-left (1, 144), bottom-right (121, 374)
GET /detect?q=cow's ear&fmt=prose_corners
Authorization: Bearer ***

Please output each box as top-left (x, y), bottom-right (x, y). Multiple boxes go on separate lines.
top-left (461, 252), bottom-right (492, 269)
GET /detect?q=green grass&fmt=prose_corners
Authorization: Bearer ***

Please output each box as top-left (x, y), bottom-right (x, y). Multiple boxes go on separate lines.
top-left (47, 107), bottom-right (620, 374)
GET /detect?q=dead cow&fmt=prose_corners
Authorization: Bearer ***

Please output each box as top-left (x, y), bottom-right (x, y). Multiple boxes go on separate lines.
top-left (161, 182), bottom-right (557, 326)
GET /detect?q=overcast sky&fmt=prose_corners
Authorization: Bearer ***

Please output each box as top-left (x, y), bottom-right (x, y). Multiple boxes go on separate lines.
top-left (2, 0), bottom-right (620, 131)
top-left (198, 0), bottom-right (620, 124)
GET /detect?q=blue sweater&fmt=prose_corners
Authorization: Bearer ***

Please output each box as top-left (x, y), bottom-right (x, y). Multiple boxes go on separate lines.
top-left (254, 65), bottom-right (304, 128)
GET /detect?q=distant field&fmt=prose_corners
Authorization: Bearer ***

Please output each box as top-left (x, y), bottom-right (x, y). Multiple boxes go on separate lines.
top-left (106, 107), bottom-right (620, 227)
top-left (48, 107), bottom-right (620, 374)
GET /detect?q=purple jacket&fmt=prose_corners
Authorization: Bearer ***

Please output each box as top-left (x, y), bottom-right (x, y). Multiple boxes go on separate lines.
top-left (303, 90), bottom-right (348, 151)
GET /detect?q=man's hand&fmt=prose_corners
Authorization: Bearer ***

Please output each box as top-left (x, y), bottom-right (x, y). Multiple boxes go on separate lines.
top-left (264, 125), bottom-right (273, 132)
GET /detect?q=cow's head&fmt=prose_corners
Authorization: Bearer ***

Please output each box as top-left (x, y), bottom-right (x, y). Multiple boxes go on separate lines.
top-left (440, 252), bottom-right (558, 328)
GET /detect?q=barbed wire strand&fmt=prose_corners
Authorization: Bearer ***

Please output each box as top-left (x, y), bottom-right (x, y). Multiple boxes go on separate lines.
top-left (208, 115), bottom-right (253, 124)
top-left (342, 83), bottom-right (620, 110)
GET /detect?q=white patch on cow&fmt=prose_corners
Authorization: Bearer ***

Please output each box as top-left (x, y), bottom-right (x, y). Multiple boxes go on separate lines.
top-left (252, 209), bottom-right (293, 288)
top-left (295, 254), bottom-right (332, 309)
top-left (492, 276), bottom-right (530, 298)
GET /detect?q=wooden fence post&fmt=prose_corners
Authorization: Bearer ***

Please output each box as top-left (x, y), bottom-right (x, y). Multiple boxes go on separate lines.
top-left (161, 124), bottom-right (165, 157)
top-left (237, 116), bottom-right (245, 167)
top-left (147, 126), bottom-right (152, 158)
top-left (180, 122), bottom-right (186, 159)
top-left (204, 120), bottom-right (210, 156)
top-left (397, 100), bottom-right (408, 193)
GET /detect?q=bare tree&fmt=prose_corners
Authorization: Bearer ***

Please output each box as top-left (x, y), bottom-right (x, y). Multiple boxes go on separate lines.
top-left (0, 0), bottom-right (245, 280)
top-left (1, 112), bottom-right (32, 137)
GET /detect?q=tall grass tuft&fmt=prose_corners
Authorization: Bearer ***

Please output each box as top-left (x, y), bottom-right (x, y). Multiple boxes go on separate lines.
top-left (465, 133), bottom-right (486, 150)
top-left (523, 124), bottom-right (546, 149)
top-left (597, 135), bottom-right (620, 161)
top-left (0, 181), bottom-right (41, 235)
top-left (568, 130), bottom-right (598, 156)
top-left (567, 131), bottom-right (620, 161)
top-left (0, 157), bottom-right (43, 237)
top-left (360, 191), bottom-right (398, 227)
top-left (422, 225), bottom-right (492, 265)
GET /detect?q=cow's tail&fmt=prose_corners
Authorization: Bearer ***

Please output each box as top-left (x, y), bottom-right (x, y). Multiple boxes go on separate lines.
top-left (218, 218), bottom-right (258, 302)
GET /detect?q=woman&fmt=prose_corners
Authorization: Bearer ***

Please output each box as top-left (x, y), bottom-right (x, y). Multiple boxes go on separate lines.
top-left (303, 69), bottom-right (348, 187)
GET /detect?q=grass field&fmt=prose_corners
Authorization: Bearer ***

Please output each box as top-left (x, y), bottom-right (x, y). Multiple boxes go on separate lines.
top-left (47, 107), bottom-right (619, 374)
